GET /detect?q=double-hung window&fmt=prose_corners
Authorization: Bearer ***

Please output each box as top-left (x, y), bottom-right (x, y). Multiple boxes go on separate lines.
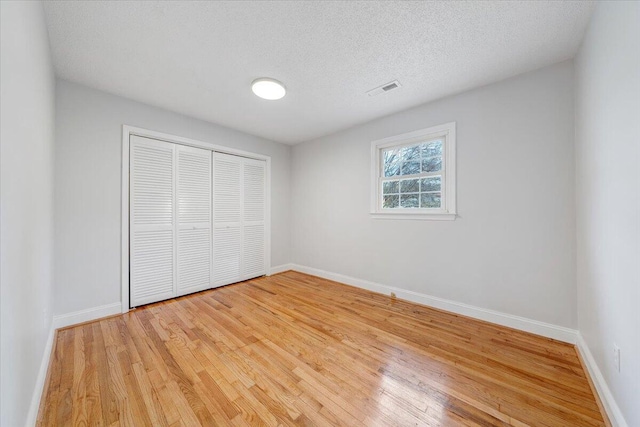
top-left (370, 122), bottom-right (456, 220)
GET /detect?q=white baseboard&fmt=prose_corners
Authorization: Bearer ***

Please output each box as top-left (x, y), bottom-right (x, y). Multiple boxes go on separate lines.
top-left (53, 302), bottom-right (121, 330)
top-left (576, 333), bottom-right (628, 427)
top-left (289, 264), bottom-right (578, 344)
top-left (269, 263), bottom-right (294, 275)
top-left (25, 324), bottom-right (55, 427)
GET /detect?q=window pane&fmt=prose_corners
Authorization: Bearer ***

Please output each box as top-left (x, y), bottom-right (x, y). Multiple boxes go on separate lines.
top-left (400, 194), bottom-right (419, 208)
top-left (383, 181), bottom-right (399, 194)
top-left (400, 179), bottom-right (419, 193)
top-left (422, 157), bottom-right (442, 173)
top-left (401, 161), bottom-right (420, 175)
top-left (401, 145), bottom-right (420, 162)
top-left (421, 176), bottom-right (441, 192)
top-left (421, 140), bottom-right (443, 157)
top-left (383, 149), bottom-right (400, 177)
top-left (420, 192), bottom-right (441, 208)
top-left (383, 195), bottom-right (399, 208)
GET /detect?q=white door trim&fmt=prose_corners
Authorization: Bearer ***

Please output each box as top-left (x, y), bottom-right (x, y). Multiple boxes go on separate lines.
top-left (121, 125), bottom-right (272, 313)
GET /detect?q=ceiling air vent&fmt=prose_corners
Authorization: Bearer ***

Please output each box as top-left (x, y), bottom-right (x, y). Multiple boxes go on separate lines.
top-left (367, 80), bottom-right (401, 97)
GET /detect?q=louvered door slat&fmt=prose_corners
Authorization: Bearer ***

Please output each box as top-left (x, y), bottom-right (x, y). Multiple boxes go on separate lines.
top-left (177, 146), bottom-right (211, 296)
top-left (213, 226), bottom-right (241, 285)
top-left (213, 153), bottom-right (243, 286)
top-left (214, 155), bottom-right (241, 223)
top-left (243, 224), bottom-right (265, 277)
top-left (242, 158), bottom-right (266, 279)
top-left (243, 162), bottom-right (265, 222)
top-left (130, 136), bottom-right (175, 307)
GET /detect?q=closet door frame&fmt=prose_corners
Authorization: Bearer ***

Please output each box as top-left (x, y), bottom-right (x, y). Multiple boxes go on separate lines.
top-left (121, 125), bottom-right (271, 313)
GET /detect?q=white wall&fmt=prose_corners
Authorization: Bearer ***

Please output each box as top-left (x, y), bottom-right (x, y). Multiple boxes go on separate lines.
top-left (292, 61), bottom-right (576, 328)
top-left (575, 2), bottom-right (640, 426)
top-left (0, 2), bottom-right (56, 426)
top-left (54, 80), bottom-right (291, 315)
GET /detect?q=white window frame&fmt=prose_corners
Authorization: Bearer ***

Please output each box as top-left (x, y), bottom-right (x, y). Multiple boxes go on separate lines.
top-left (370, 122), bottom-right (456, 220)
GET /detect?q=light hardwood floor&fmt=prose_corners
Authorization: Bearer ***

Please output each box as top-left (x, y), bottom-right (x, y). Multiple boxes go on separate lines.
top-left (38, 271), bottom-right (607, 426)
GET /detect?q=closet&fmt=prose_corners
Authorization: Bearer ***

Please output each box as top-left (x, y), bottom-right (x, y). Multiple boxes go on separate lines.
top-left (129, 135), bottom-right (267, 308)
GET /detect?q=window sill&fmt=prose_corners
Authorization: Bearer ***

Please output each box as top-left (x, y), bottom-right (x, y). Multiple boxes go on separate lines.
top-left (370, 212), bottom-right (457, 221)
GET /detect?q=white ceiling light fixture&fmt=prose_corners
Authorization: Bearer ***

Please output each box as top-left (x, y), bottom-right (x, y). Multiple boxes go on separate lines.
top-left (251, 78), bottom-right (286, 100)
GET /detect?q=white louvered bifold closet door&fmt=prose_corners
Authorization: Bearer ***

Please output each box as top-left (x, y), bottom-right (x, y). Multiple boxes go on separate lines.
top-left (242, 158), bottom-right (267, 279)
top-left (130, 136), bottom-right (176, 307)
top-left (212, 153), bottom-right (267, 286)
top-left (130, 138), bottom-right (267, 307)
top-left (213, 152), bottom-right (243, 286)
top-left (176, 145), bottom-right (212, 296)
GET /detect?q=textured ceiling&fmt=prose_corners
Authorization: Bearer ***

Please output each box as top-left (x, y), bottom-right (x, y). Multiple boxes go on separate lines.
top-left (43, 1), bottom-right (594, 144)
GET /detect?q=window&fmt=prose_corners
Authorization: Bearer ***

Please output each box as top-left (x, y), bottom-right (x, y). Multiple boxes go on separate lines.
top-left (370, 122), bottom-right (456, 220)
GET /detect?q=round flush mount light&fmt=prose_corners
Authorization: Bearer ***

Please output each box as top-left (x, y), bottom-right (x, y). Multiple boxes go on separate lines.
top-left (251, 78), bottom-right (286, 100)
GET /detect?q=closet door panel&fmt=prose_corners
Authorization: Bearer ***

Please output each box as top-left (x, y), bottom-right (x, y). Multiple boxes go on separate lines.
top-left (176, 146), bottom-right (212, 296)
top-left (130, 135), bottom-right (175, 307)
top-left (213, 152), bottom-right (242, 286)
top-left (242, 158), bottom-right (266, 279)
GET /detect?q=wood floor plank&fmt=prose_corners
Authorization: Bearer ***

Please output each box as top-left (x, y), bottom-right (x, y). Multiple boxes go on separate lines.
top-left (37, 331), bottom-right (62, 426)
top-left (38, 271), bottom-right (608, 426)
top-left (82, 324), bottom-right (103, 426)
top-left (55, 329), bottom-right (75, 427)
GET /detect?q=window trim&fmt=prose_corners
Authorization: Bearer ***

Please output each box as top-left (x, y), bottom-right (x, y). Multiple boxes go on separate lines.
top-left (370, 122), bottom-right (456, 220)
